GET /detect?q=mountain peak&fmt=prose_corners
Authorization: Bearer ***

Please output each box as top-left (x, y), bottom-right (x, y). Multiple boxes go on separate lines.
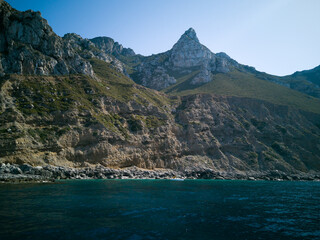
top-left (180, 27), bottom-right (199, 42)
top-left (170, 27), bottom-right (214, 68)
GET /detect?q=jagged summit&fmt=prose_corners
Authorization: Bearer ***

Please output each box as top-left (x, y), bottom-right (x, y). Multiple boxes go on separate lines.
top-left (130, 27), bottom-right (236, 89)
top-left (179, 27), bottom-right (199, 43)
top-left (170, 28), bottom-right (214, 68)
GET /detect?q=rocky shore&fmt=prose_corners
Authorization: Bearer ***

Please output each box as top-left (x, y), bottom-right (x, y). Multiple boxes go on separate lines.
top-left (1, 163), bottom-right (319, 183)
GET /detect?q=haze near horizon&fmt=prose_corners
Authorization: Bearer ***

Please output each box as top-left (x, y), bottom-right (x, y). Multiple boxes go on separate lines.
top-left (6, 0), bottom-right (320, 76)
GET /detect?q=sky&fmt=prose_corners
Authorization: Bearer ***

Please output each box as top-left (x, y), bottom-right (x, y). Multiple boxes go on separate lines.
top-left (6, 0), bottom-right (320, 76)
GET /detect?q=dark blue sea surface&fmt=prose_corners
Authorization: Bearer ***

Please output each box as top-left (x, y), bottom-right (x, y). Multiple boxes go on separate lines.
top-left (0, 180), bottom-right (319, 240)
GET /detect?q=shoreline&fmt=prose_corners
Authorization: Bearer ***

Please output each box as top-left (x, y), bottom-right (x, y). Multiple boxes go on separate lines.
top-left (1, 163), bottom-right (320, 183)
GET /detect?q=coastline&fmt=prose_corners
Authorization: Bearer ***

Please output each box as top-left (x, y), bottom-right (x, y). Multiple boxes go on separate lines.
top-left (1, 163), bottom-right (320, 183)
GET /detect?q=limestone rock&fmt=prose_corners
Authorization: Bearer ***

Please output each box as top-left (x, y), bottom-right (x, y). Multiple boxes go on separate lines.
top-left (138, 65), bottom-right (176, 90)
top-left (191, 63), bottom-right (213, 85)
top-left (0, 1), bottom-right (94, 76)
top-left (130, 28), bottom-right (238, 89)
top-left (170, 28), bottom-right (215, 68)
top-left (63, 33), bottom-right (129, 76)
top-left (90, 36), bottom-right (135, 57)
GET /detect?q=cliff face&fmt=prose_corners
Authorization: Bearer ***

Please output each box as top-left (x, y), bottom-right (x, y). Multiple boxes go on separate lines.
top-left (128, 28), bottom-right (239, 90)
top-left (0, 1), bottom-right (319, 175)
top-left (0, 1), bottom-right (95, 76)
top-left (170, 28), bottom-right (215, 68)
top-left (62, 33), bottom-right (129, 76)
top-left (173, 95), bottom-right (320, 172)
top-left (1, 70), bottom-right (319, 174)
top-left (90, 36), bottom-right (135, 57)
top-left (0, 1), bottom-right (130, 77)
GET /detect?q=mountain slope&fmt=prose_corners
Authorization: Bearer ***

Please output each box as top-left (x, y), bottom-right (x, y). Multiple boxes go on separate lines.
top-left (122, 28), bottom-right (320, 103)
top-left (288, 65), bottom-right (320, 86)
top-left (1, 67), bottom-right (320, 173)
top-left (0, 1), bottom-right (319, 175)
top-left (2, 68), bottom-right (320, 173)
top-left (164, 69), bottom-right (320, 114)
top-left (120, 28), bottom-right (320, 114)
top-left (0, 60), bottom-right (174, 168)
top-left (279, 65), bottom-right (320, 98)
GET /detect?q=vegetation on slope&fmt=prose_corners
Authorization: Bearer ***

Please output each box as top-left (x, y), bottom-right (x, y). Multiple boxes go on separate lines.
top-left (0, 58), bottom-right (172, 147)
top-left (164, 69), bottom-right (320, 114)
top-left (89, 58), bottom-right (171, 108)
top-left (284, 65), bottom-right (320, 86)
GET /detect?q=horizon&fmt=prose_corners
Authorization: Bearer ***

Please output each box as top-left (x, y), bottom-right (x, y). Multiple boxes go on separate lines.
top-left (5, 0), bottom-right (320, 76)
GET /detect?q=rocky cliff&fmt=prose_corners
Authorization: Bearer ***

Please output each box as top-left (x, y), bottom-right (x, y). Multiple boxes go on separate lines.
top-left (62, 33), bottom-right (129, 76)
top-left (0, 1), bottom-right (319, 177)
top-left (123, 28), bottom-right (320, 99)
top-left (90, 36), bottom-right (135, 57)
top-left (0, 1), bottom-right (95, 76)
top-left (0, 1), bottom-right (130, 77)
top-left (1, 69), bottom-right (319, 174)
top-left (128, 28), bottom-right (241, 90)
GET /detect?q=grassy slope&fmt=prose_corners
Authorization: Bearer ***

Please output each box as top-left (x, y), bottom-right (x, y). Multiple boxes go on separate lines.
top-left (0, 58), bottom-right (172, 138)
top-left (0, 58), bottom-right (174, 163)
top-left (282, 65), bottom-right (320, 86)
top-left (7, 59), bottom-right (169, 115)
top-left (164, 69), bottom-right (320, 114)
top-left (89, 58), bottom-right (170, 107)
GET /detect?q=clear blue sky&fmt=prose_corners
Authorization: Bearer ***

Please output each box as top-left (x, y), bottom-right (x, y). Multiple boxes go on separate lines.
top-left (6, 0), bottom-right (320, 76)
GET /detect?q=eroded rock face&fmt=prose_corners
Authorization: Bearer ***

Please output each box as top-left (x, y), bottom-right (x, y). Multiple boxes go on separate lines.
top-left (90, 36), bottom-right (135, 57)
top-left (170, 28), bottom-right (215, 68)
top-left (1, 74), bottom-right (319, 175)
top-left (0, 1), bottom-right (95, 77)
top-left (191, 64), bottom-right (213, 85)
top-left (172, 94), bottom-right (320, 173)
top-left (63, 33), bottom-right (129, 76)
top-left (137, 64), bottom-right (176, 90)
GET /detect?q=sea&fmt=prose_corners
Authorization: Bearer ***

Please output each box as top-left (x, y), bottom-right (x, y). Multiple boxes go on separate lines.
top-left (0, 180), bottom-right (319, 240)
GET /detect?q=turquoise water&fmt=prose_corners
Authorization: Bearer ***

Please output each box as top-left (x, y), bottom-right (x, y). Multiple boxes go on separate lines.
top-left (0, 180), bottom-right (319, 240)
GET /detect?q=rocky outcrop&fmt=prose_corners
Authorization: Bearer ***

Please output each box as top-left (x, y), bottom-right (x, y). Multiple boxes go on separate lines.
top-left (63, 33), bottom-right (129, 75)
top-left (136, 63), bottom-right (176, 90)
top-left (0, 1), bottom-right (131, 77)
top-left (170, 28), bottom-right (215, 68)
top-left (129, 28), bottom-right (240, 89)
top-left (90, 36), bottom-right (135, 57)
top-left (191, 63), bottom-right (213, 85)
top-left (0, 1), bottom-right (94, 76)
